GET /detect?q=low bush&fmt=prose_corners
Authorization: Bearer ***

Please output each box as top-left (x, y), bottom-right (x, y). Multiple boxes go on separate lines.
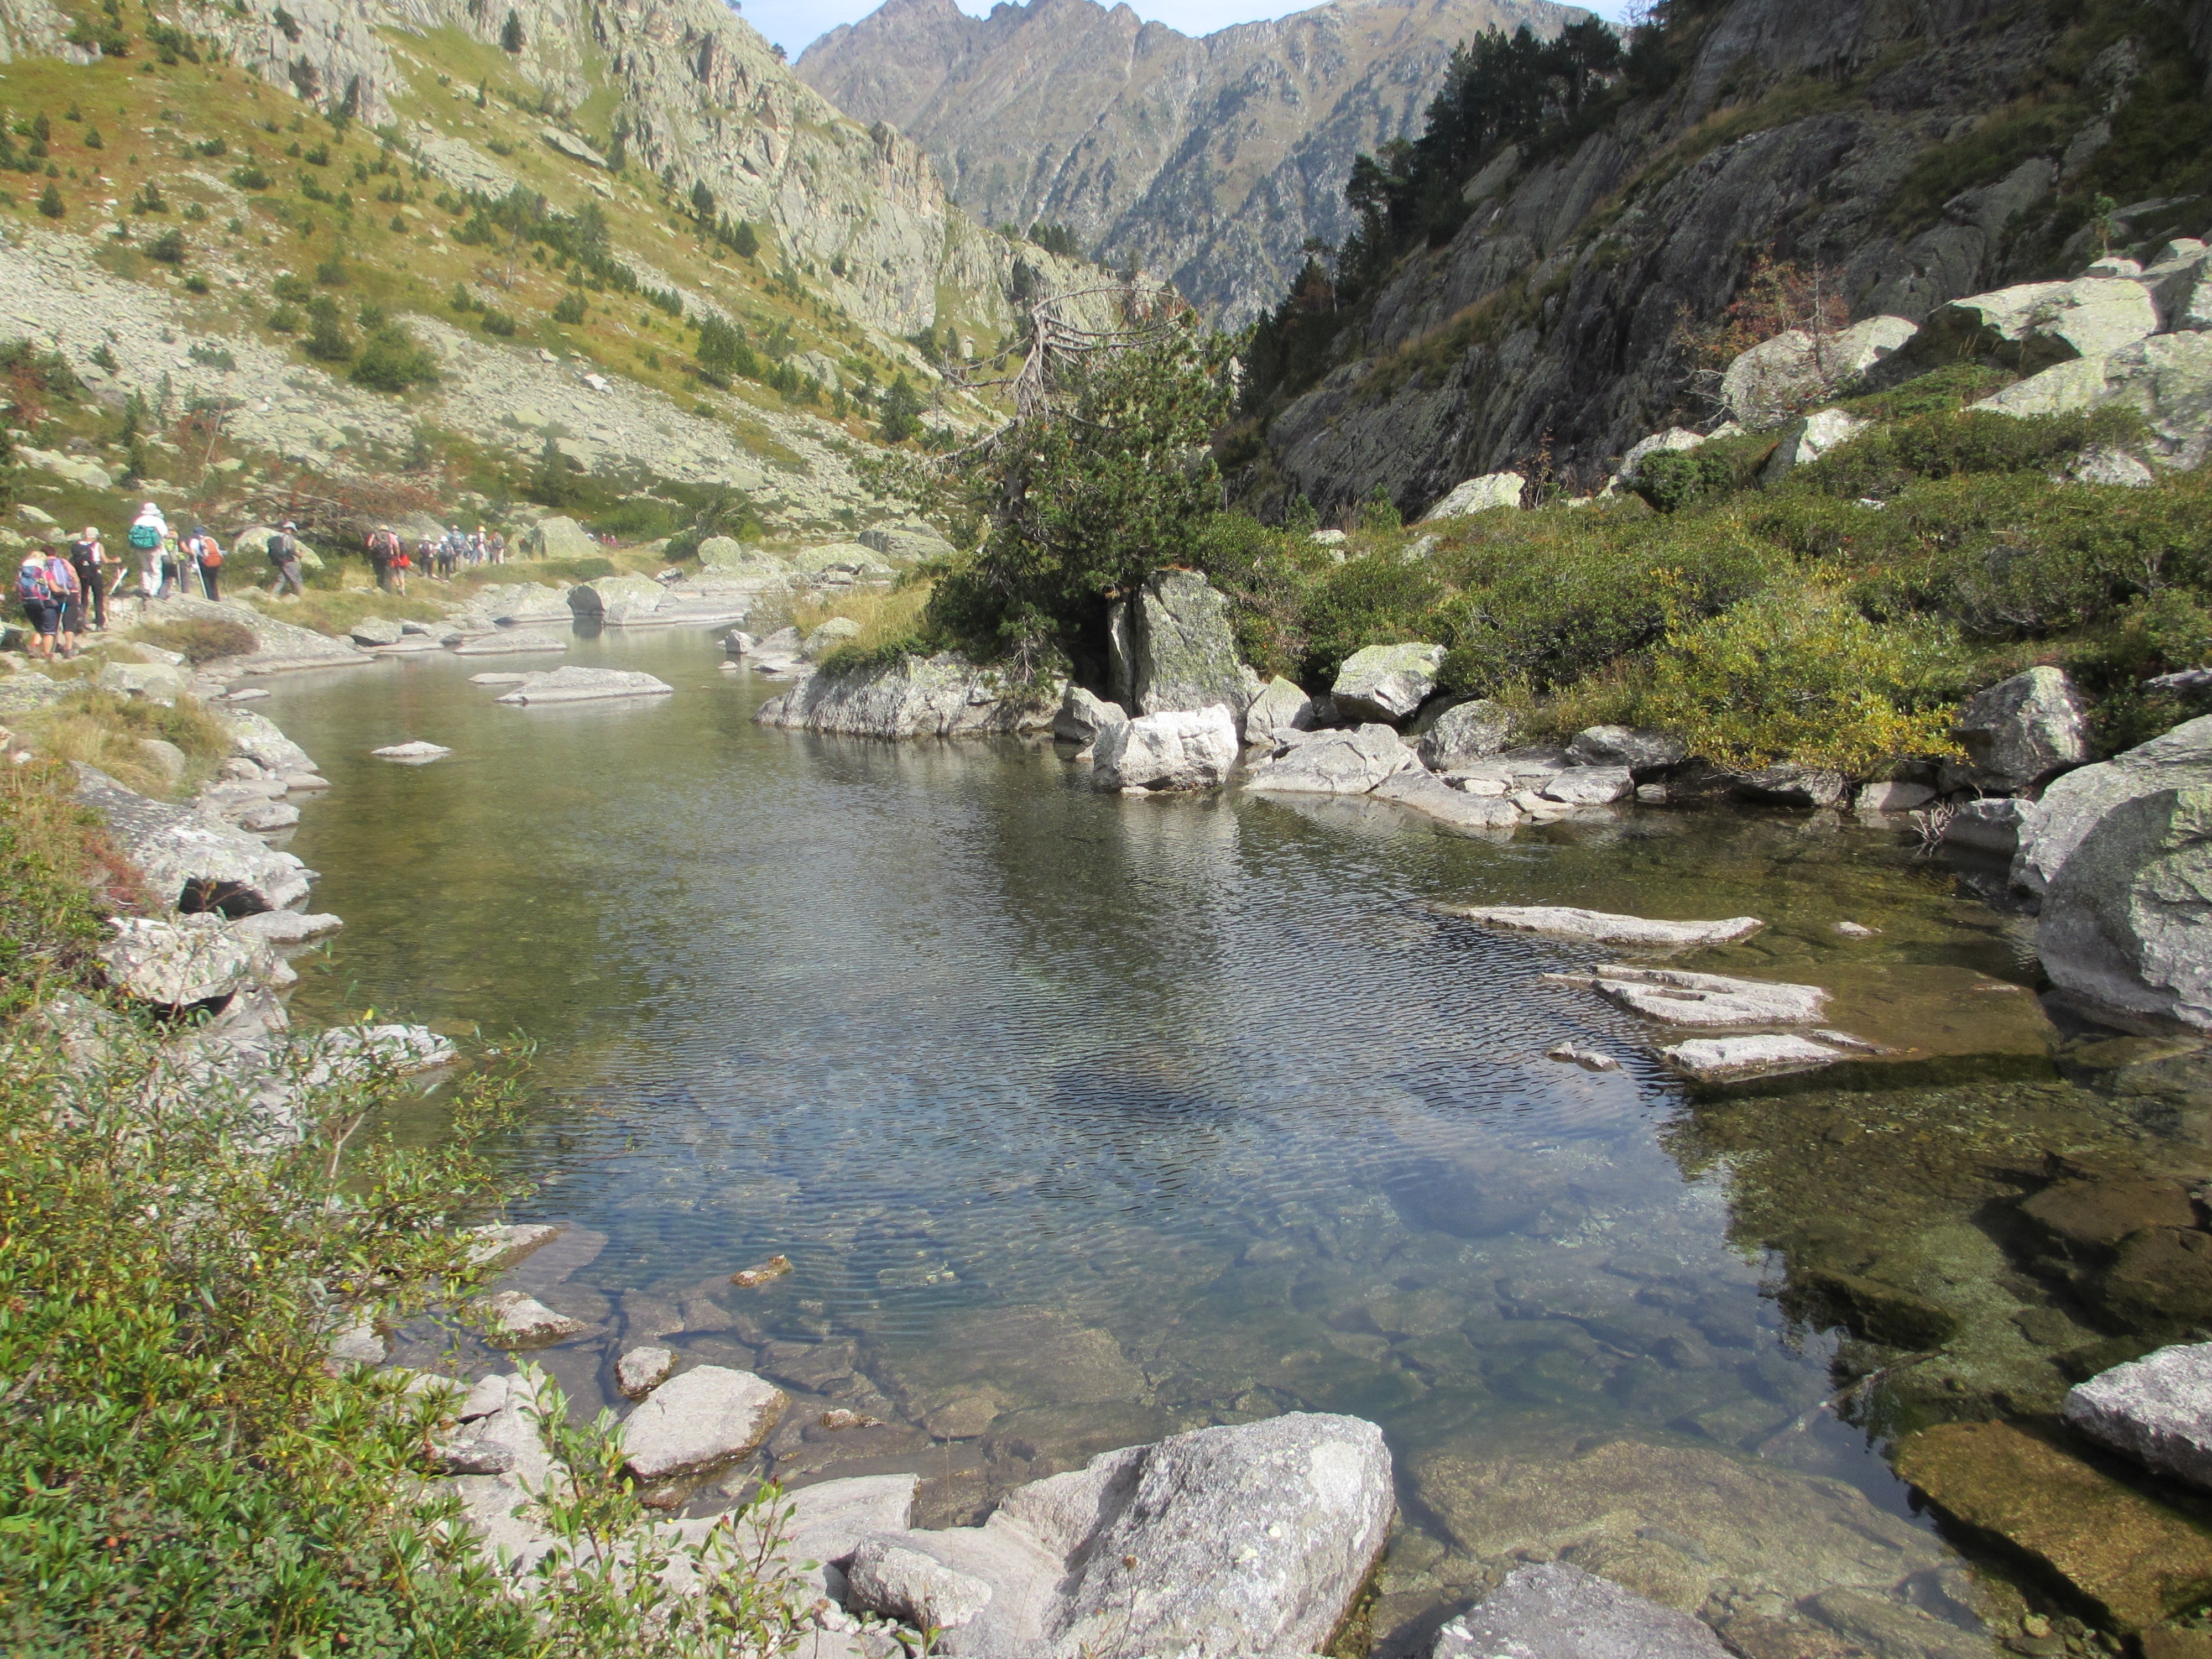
top-left (350, 323), bottom-right (440, 393)
top-left (0, 762), bottom-right (816, 1654)
top-left (20, 687), bottom-right (229, 797)
top-left (1630, 586), bottom-right (1962, 775)
top-left (1631, 430), bottom-right (1777, 513)
top-left (134, 614), bottom-right (259, 662)
top-left (1794, 406), bottom-right (2148, 499)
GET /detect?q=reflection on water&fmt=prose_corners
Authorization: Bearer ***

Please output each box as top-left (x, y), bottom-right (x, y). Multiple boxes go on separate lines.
top-left (260, 630), bottom-right (2131, 1655)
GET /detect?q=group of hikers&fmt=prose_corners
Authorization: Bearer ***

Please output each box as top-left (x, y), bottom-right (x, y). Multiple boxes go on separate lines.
top-left (361, 524), bottom-right (506, 593)
top-left (12, 502), bottom-right (315, 660)
top-left (14, 502), bottom-right (514, 660)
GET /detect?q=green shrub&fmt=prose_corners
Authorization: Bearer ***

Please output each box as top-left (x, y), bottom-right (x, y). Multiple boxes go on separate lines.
top-left (1632, 431), bottom-right (1777, 513)
top-left (1631, 586), bottom-right (1960, 776)
top-left (1794, 406), bottom-right (2148, 499)
top-left (1299, 551), bottom-right (1447, 682)
top-left (132, 615), bottom-right (259, 662)
top-left (1837, 362), bottom-right (2017, 421)
top-left (349, 322), bottom-right (439, 392)
top-left (302, 295), bottom-right (351, 362)
top-left (0, 761), bottom-right (117, 1020)
top-left (552, 292), bottom-right (586, 325)
top-left (270, 272), bottom-right (311, 301)
top-left (479, 307), bottom-right (517, 337)
top-left (146, 226), bottom-right (185, 263)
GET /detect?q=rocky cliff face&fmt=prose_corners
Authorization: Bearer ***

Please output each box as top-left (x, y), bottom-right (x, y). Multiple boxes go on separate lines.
top-left (1246, 0), bottom-right (2212, 518)
top-left (797, 0), bottom-right (1583, 324)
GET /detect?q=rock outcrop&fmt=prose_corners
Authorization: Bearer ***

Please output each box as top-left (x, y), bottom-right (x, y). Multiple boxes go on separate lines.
top-left (493, 667), bottom-right (675, 706)
top-left (834, 1412), bottom-right (1392, 1658)
top-left (1110, 570), bottom-right (1250, 717)
top-left (754, 655), bottom-right (1056, 740)
top-left (1418, 699), bottom-right (1516, 770)
top-left (76, 765), bottom-right (314, 914)
top-left (1243, 726), bottom-right (1419, 795)
top-left (2023, 717), bottom-right (2212, 1032)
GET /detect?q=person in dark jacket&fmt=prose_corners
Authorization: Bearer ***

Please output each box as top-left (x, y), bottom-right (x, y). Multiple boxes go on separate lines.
top-left (67, 526), bottom-right (108, 632)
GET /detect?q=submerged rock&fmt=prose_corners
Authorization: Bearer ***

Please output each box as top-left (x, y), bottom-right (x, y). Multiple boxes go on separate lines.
top-left (452, 630), bottom-right (569, 657)
top-left (1092, 706), bottom-right (1238, 792)
top-left (836, 1412), bottom-right (1391, 1659)
top-left (1896, 1420), bottom-right (2212, 1631)
top-left (371, 740), bottom-right (452, 763)
top-left (1447, 905), bottom-right (1762, 947)
top-left (1661, 1033), bottom-right (1850, 1083)
top-left (2065, 1342), bottom-right (2212, 1490)
top-left (1332, 642), bottom-right (1444, 723)
top-left (1431, 1561), bottom-right (1730, 1659)
top-left (1588, 965), bottom-right (1828, 1027)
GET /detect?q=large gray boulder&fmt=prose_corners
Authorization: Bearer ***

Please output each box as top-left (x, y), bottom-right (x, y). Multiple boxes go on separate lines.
top-left (1952, 666), bottom-right (2090, 792)
top-left (75, 766), bottom-right (313, 914)
top-left (525, 515), bottom-right (597, 560)
top-left (95, 660), bottom-right (193, 705)
top-left (348, 615), bottom-right (406, 648)
top-left (1567, 724), bottom-right (1684, 775)
top-left (1431, 1562), bottom-right (1730, 1659)
top-left (1910, 277), bottom-right (2160, 372)
top-left (1052, 684), bottom-right (1126, 748)
top-left (566, 575), bottom-right (664, 625)
top-left (619, 1365), bottom-right (785, 1486)
top-left (1421, 472), bottom-right (1522, 518)
top-left (1759, 407), bottom-right (1867, 478)
top-left (838, 1413), bottom-right (1391, 1659)
top-left (1419, 699), bottom-right (1516, 770)
top-left (1242, 675), bottom-right (1314, 743)
top-left (754, 654), bottom-right (1057, 739)
top-left (1719, 316), bottom-right (1917, 427)
top-left (1111, 570), bottom-right (1250, 717)
top-left (859, 523), bottom-right (957, 562)
top-left (2142, 242), bottom-right (2212, 332)
top-left (1243, 726), bottom-right (1418, 795)
top-left (2029, 716), bottom-right (2212, 1031)
top-left (2063, 1342), bottom-right (2212, 1491)
top-left (218, 709), bottom-right (317, 776)
top-left (1975, 332), bottom-right (2212, 468)
top-left (98, 914), bottom-right (274, 1007)
top-left (1092, 706), bottom-right (1238, 791)
top-left (1331, 643), bottom-right (1444, 723)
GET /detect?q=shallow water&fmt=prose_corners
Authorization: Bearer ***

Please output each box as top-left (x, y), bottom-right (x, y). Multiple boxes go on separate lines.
top-left (257, 628), bottom-right (2150, 1654)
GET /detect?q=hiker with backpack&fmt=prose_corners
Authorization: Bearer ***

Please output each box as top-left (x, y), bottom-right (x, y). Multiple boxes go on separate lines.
top-left (44, 547), bottom-right (82, 657)
top-left (16, 550), bottom-right (60, 660)
top-left (366, 524), bottom-right (399, 593)
top-left (128, 502), bottom-right (168, 599)
top-left (69, 528), bottom-right (107, 632)
top-left (267, 521), bottom-right (307, 598)
top-left (187, 526), bottom-right (225, 601)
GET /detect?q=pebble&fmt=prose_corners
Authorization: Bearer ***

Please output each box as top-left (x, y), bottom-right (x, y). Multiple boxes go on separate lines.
top-left (732, 1253), bottom-right (794, 1288)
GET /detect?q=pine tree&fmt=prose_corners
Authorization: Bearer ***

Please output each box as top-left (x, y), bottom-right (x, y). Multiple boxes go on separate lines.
top-left (37, 182), bottom-right (63, 218)
top-left (499, 9), bottom-right (523, 51)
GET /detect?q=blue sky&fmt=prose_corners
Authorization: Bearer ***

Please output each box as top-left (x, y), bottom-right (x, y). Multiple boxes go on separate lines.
top-left (755, 0), bottom-right (1636, 61)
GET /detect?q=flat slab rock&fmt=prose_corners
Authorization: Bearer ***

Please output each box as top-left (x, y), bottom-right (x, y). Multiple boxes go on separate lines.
top-left (1431, 1562), bottom-right (1730, 1659)
top-left (1447, 905), bottom-right (1764, 946)
top-left (1896, 1420), bottom-right (2212, 1631)
top-left (2065, 1342), bottom-right (2212, 1491)
top-left (619, 1364), bottom-right (785, 1484)
top-left (227, 910), bottom-right (342, 945)
top-left (453, 629), bottom-right (571, 656)
top-left (475, 1290), bottom-right (588, 1347)
top-left (494, 667), bottom-right (674, 705)
top-left (76, 765), bottom-right (314, 914)
top-left (371, 740), bottom-right (452, 762)
top-left (1661, 1033), bottom-right (1851, 1083)
top-left (837, 1411), bottom-right (1391, 1659)
top-left (1586, 964), bottom-right (1828, 1027)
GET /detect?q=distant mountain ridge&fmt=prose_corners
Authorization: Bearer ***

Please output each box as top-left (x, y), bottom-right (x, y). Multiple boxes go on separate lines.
top-left (797, 0), bottom-right (1585, 322)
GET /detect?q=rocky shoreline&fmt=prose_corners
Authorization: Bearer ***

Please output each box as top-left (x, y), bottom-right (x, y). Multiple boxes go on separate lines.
top-left (24, 592), bottom-right (2212, 1659)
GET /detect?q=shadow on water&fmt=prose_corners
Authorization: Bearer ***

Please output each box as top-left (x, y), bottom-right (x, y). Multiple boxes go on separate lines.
top-left (254, 630), bottom-right (2212, 1656)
